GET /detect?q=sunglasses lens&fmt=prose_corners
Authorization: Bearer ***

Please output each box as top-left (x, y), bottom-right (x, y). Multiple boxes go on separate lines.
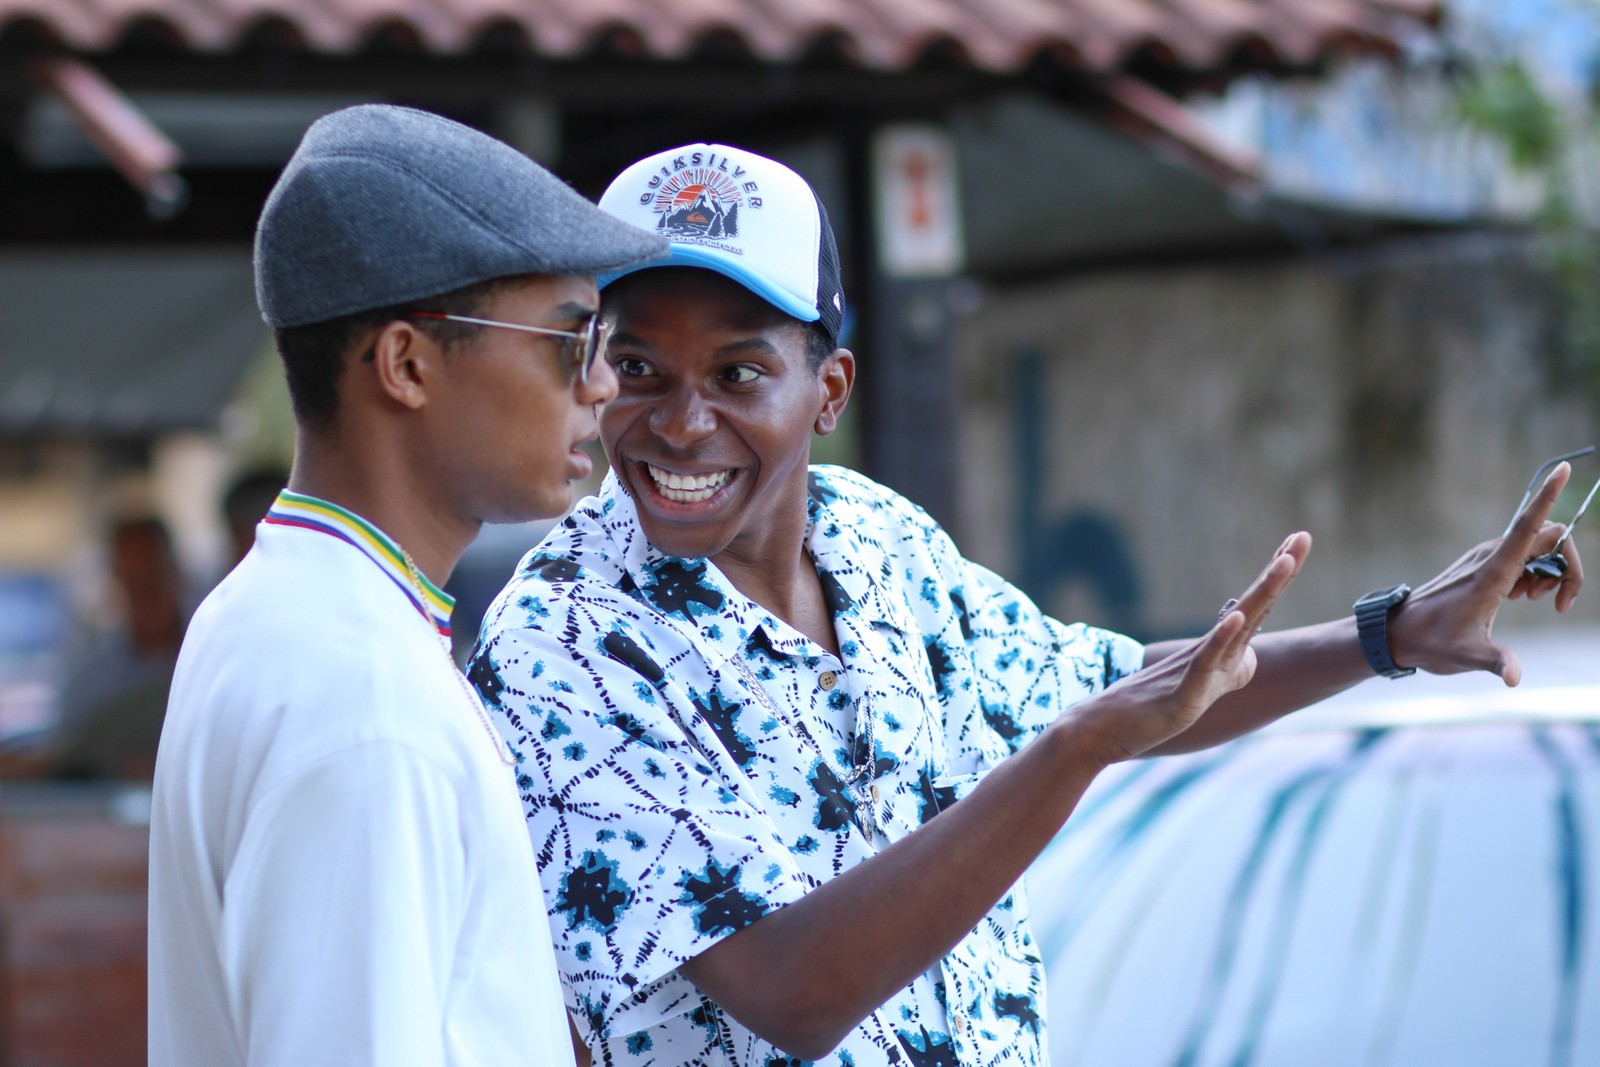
top-left (1524, 553), bottom-right (1568, 580)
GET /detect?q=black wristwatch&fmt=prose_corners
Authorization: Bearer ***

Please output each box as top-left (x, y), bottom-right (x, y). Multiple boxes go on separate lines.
top-left (1353, 584), bottom-right (1415, 679)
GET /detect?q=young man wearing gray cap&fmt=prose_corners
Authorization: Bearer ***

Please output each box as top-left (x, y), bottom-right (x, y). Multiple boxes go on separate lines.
top-left (146, 105), bottom-right (665, 1067)
top-left (469, 144), bottom-right (1582, 1067)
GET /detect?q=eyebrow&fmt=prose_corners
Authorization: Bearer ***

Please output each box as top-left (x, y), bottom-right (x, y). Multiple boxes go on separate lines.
top-left (604, 332), bottom-right (781, 358)
top-left (601, 329), bottom-right (780, 358)
top-left (551, 300), bottom-right (596, 324)
top-left (711, 338), bottom-right (779, 359)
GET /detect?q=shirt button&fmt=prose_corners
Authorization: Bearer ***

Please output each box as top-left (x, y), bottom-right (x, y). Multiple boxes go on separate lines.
top-left (870, 783), bottom-right (881, 803)
top-left (819, 670), bottom-right (838, 691)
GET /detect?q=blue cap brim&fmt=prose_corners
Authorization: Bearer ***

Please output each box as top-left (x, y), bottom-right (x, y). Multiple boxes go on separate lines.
top-left (598, 244), bottom-right (821, 324)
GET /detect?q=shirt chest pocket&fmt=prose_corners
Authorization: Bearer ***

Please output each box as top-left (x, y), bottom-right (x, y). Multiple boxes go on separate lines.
top-left (871, 767), bottom-right (985, 840)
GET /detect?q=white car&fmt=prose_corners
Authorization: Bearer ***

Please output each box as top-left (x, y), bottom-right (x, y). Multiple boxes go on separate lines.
top-left (1030, 627), bottom-right (1600, 1067)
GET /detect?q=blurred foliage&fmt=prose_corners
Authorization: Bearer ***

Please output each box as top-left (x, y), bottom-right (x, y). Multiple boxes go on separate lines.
top-left (1457, 56), bottom-right (1600, 396)
top-left (1458, 60), bottom-right (1564, 168)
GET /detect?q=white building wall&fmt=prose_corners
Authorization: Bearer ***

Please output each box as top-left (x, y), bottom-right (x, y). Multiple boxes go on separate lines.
top-left (957, 234), bottom-right (1599, 638)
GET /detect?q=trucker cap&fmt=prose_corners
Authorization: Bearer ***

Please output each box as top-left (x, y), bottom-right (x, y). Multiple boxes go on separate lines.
top-left (596, 144), bottom-right (844, 348)
top-left (255, 104), bottom-right (668, 329)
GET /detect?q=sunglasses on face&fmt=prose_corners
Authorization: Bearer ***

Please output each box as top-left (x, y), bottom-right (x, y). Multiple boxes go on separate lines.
top-left (405, 310), bottom-right (607, 384)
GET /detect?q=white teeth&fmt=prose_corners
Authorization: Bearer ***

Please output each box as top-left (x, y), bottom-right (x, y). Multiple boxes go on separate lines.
top-left (646, 464), bottom-right (732, 503)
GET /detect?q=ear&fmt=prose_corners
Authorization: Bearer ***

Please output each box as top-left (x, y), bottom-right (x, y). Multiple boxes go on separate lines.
top-left (814, 348), bottom-right (855, 437)
top-left (363, 320), bottom-right (435, 412)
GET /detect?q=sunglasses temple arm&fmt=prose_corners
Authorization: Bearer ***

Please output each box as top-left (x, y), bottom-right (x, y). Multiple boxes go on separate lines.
top-left (1503, 446), bottom-right (1599, 537)
top-left (1550, 474), bottom-right (1600, 554)
top-left (1504, 489), bottom-right (1537, 539)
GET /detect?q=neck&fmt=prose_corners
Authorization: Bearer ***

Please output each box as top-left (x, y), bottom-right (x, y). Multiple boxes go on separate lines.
top-left (715, 539), bottom-right (812, 616)
top-left (289, 432), bottom-right (478, 587)
top-left (712, 490), bottom-right (838, 656)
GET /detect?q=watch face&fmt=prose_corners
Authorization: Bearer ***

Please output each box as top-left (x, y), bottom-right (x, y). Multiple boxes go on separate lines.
top-left (1357, 584), bottom-right (1410, 611)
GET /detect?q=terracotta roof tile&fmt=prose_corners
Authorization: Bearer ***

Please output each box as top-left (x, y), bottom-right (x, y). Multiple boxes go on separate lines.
top-left (0, 0), bottom-right (1440, 74)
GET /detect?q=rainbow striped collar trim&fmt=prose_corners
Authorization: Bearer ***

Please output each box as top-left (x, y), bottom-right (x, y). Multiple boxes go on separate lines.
top-left (263, 489), bottom-right (454, 638)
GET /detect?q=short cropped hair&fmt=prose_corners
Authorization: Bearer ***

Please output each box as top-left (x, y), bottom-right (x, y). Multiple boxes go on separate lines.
top-left (802, 321), bottom-right (835, 373)
top-left (274, 276), bottom-right (520, 431)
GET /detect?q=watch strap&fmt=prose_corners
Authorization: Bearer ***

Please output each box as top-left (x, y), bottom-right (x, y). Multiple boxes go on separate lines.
top-left (1353, 584), bottom-right (1415, 679)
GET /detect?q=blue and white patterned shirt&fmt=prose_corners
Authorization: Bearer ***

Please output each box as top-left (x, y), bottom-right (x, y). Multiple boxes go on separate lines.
top-left (470, 465), bottom-right (1143, 1067)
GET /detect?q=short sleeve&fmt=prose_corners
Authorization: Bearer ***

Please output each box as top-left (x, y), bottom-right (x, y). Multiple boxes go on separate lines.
top-left (219, 741), bottom-right (464, 1067)
top-left (803, 465), bottom-right (1144, 769)
top-left (478, 619), bottom-right (816, 1042)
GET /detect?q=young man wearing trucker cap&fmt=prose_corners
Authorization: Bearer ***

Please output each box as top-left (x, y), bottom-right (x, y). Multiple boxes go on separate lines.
top-left (147, 105), bottom-right (666, 1067)
top-left (470, 144), bottom-right (1582, 1067)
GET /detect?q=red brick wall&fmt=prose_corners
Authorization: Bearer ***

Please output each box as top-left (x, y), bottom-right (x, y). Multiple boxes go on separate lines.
top-left (0, 793), bottom-right (148, 1067)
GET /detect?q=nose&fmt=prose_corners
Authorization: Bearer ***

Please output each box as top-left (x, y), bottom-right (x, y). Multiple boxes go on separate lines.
top-left (649, 384), bottom-right (717, 446)
top-left (578, 352), bottom-right (618, 407)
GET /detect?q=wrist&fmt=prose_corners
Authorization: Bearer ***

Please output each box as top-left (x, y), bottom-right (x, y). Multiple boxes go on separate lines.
top-left (1384, 597), bottom-right (1422, 669)
top-left (1048, 699), bottom-right (1129, 770)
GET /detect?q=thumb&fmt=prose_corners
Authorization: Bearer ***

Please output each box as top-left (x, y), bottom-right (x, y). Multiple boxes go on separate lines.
top-left (1496, 645), bottom-right (1523, 688)
top-left (1232, 644), bottom-right (1260, 692)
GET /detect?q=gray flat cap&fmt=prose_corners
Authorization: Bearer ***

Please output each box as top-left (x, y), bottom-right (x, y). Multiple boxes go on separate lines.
top-left (255, 104), bottom-right (668, 328)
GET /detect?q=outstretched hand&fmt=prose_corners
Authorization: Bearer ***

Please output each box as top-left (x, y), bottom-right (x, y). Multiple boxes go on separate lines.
top-left (1389, 463), bottom-right (1585, 686)
top-left (1072, 532), bottom-right (1311, 763)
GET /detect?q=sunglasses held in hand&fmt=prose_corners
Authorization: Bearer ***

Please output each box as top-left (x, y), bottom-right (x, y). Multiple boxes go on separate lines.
top-left (1506, 447), bottom-right (1600, 580)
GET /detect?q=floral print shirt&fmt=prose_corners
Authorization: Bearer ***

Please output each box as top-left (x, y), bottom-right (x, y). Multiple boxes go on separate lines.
top-left (469, 465), bottom-right (1143, 1067)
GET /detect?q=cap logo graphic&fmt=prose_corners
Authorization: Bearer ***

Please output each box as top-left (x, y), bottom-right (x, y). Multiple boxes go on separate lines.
top-left (639, 151), bottom-right (762, 254)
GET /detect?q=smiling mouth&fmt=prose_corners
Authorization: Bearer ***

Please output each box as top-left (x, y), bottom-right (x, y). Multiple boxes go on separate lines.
top-left (645, 463), bottom-right (734, 504)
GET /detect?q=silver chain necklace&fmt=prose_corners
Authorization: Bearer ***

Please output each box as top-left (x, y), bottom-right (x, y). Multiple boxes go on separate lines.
top-left (729, 655), bottom-right (877, 832)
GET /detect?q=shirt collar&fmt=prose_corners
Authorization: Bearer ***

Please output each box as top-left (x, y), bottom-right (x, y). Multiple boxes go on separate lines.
top-left (264, 489), bottom-right (455, 638)
top-left (595, 470), bottom-right (909, 664)
top-left (595, 474), bottom-right (754, 665)
top-left (804, 469), bottom-right (917, 637)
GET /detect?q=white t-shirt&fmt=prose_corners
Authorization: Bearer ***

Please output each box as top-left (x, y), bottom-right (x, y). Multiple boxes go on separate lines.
top-left (148, 500), bottom-right (571, 1067)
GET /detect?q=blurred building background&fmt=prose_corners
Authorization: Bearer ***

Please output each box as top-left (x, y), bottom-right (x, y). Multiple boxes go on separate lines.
top-left (2, 0), bottom-right (1598, 1062)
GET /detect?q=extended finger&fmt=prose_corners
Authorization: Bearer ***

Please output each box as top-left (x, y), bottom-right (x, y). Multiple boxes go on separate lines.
top-left (1188, 607), bottom-right (1252, 682)
top-left (1221, 546), bottom-right (1304, 660)
top-left (1498, 464), bottom-right (1572, 564)
top-left (1229, 532), bottom-right (1310, 609)
top-left (1238, 533), bottom-right (1309, 619)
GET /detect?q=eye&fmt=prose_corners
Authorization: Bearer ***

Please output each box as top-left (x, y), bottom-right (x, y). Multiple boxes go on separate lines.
top-left (614, 356), bottom-right (657, 378)
top-left (721, 365), bottom-right (761, 385)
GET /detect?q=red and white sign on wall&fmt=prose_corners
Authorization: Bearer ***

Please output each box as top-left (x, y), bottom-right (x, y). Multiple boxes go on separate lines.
top-left (871, 124), bottom-right (965, 278)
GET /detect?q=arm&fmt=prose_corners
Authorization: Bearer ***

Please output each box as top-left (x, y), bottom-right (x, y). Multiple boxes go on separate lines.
top-left (677, 539), bottom-right (1306, 1059)
top-left (219, 742), bottom-right (463, 1067)
top-left (568, 1014), bottom-right (592, 1067)
top-left (1139, 616), bottom-right (1362, 754)
top-left (1142, 463), bottom-right (1586, 756)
